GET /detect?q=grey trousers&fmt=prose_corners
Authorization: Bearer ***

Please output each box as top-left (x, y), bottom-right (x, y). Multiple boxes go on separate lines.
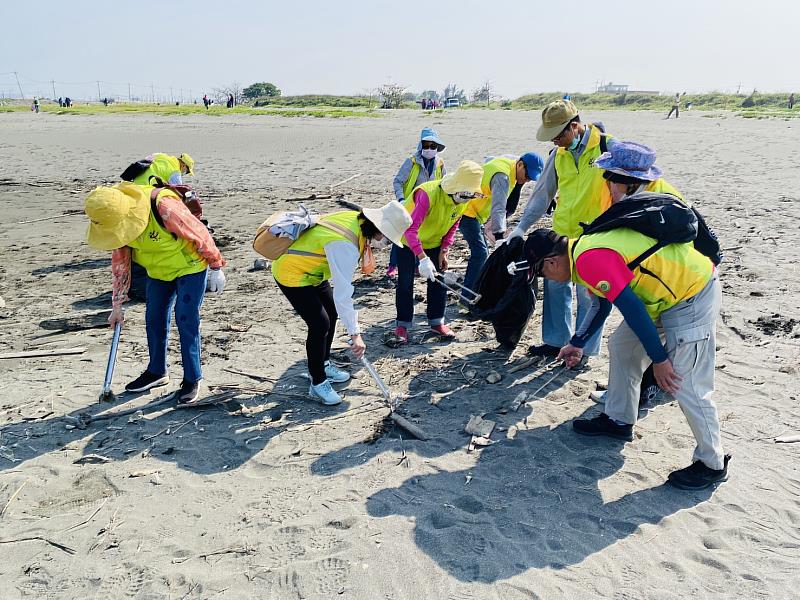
top-left (605, 275), bottom-right (725, 470)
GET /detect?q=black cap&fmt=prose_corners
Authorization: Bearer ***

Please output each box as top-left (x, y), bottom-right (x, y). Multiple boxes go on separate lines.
top-left (524, 229), bottom-right (568, 275)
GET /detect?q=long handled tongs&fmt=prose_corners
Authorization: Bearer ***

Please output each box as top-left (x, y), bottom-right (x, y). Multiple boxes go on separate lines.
top-left (361, 356), bottom-right (399, 410)
top-left (99, 322), bottom-right (122, 403)
top-left (506, 260), bottom-right (530, 275)
top-left (433, 273), bottom-right (481, 304)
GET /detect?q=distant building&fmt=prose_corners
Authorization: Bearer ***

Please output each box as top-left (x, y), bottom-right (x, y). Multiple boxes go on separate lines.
top-left (596, 82), bottom-right (660, 95)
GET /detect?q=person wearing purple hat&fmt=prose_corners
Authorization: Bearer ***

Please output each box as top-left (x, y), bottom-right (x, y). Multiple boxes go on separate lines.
top-left (523, 227), bottom-right (728, 491)
top-left (596, 141), bottom-right (683, 204)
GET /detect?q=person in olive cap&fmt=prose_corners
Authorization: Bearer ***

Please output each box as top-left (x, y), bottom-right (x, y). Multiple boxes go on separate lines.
top-left (524, 227), bottom-right (728, 491)
top-left (507, 100), bottom-right (617, 361)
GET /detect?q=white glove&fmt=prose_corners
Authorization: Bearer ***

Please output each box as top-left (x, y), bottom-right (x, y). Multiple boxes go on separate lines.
top-left (507, 227), bottom-right (524, 241)
top-left (418, 256), bottom-right (438, 282)
top-left (207, 269), bottom-right (226, 293)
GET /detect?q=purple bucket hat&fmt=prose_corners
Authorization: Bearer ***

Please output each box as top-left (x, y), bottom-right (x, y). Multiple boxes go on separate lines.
top-left (594, 141), bottom-right (662, 181)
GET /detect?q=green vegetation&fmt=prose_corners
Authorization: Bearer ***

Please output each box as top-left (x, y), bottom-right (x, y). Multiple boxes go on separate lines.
top-left (243, 82), bottom-right (281, 99)
top-left (0, 101), bottom-right (378, 118)
top-left (251, 94), bottom-right (376, 108)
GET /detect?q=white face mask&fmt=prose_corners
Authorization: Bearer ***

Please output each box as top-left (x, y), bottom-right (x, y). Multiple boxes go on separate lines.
top-left (453, 192), bottom-right (477, 204)
top-left (371, 236), bottom-right (392, 250)
top-left (421, 148), bottom-right (438, 160)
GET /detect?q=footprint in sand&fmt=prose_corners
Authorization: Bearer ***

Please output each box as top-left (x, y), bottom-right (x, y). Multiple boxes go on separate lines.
top-left (96, 563), bottom-right (149, 600)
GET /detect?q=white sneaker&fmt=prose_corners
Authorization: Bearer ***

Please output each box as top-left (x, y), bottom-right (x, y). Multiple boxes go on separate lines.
top-left (590, 390), bottom-right (607, 404)
top-left (324, 361), bottom-right (351, 383)
top-left (309, 380), bottom-right (342, 406)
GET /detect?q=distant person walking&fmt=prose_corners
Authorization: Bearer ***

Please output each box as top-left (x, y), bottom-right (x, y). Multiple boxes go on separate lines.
top-left (789, 93), bottom-right (795, 110)
top-left (666, 93), bottom-right (681, 119)
top-left (203, 94), bottom-right (210, 110)
top-left (32, 97), bottom-right (40, 113)
top-left (226, 93), bottom-right (234, 108)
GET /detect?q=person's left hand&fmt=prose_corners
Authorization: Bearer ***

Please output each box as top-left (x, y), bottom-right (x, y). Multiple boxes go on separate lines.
top-left (653, 358), bottom-right (683, 395)
top-left (438, 252), bottom-right (449, 272)
top-left (207, 268), bottom-right (226, 293)
top-left (557, 343), bottom-right (584, 368)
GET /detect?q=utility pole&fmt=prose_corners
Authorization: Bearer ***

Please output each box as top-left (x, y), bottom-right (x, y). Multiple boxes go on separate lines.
top-left (128, 83), bottom-right (132, 102)
top-left (51, 79), bottom-right (56, 99)
top-left (14, 71), bottom-right (24, 98)
top-left (97, 81), bottom-right (102, 102)
top-left (151, 83), bottom-right (155, 103)
top-left (170, 87), bottom-right (173, 103)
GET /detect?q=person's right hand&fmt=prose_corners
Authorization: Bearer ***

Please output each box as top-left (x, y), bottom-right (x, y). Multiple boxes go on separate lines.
top-left (557, 343), bottom-right (583, 368)
top-left (507, 227), bottom-right (524, 241)
top-left (109, 307), bottom-right (125, 329)
top-left (350, 334), bottom-right (366, 359)
top-left (418, 256), bottom-right (438, 282)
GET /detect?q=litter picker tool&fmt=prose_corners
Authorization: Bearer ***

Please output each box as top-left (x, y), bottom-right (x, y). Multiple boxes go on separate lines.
top-left (506, 260), bottom-right (529, 275)
top-left (360, 355), bottom-right (429, 440)
top-left (528, 364), bottom-right (569, 399)
top-left (434, 272), bottom-right (481, 305)
top-left (99, 323), bottom-right (121, 403)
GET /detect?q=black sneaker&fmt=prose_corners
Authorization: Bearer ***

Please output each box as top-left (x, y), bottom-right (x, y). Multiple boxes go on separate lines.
top-left (527, 343), bottom-right (560, 357)
top-left (573, 413), bottom-right (634, 441)
top-left (177, 380), bottom-right (200, 404)
top-left (125, 370), bottom-right (169, 393)
top-left (668, 455), bottom-right (731, 490)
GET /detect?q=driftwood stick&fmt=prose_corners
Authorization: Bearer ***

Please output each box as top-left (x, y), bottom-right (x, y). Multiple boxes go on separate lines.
top-left (0, 480), bottom-right (27, 517)
top-left (0, 536), bottom-right (76, 554)
top-left (390, 413), bottom-right (430, 440)
top-left (0, 347), bottom-right (86, 360)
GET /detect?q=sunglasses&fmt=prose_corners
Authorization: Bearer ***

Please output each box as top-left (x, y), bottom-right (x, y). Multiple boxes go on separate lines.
top-left (421, 141), bottom-right (439, 150)
top-left (551, 123), bottom-right (573, 143)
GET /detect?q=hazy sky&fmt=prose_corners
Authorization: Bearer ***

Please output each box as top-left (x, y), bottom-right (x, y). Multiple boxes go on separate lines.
top-left (2, 0), bottom-right (797, 100)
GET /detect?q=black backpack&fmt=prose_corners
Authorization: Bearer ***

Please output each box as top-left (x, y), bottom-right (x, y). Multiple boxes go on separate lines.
top-left (576, 191), bottom-right (723, 271)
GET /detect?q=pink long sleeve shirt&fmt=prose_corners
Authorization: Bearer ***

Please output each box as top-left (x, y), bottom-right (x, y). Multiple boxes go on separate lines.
top-left (404, 188), bottom-right (461, 256)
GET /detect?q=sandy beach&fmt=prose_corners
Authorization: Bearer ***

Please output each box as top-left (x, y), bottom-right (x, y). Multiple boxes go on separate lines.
top-left (0, 108), bottom-right (799, 599)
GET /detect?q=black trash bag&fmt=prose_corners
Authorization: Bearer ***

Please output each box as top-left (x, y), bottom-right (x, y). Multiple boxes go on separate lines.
top-left (470, 237), bottom-right (536, 348)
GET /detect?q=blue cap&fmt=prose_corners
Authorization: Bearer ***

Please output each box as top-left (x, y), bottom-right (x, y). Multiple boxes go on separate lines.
top-left (520, 152), bottom-right (544, 181)
top-left (419, 127), bottom-right (445, 152)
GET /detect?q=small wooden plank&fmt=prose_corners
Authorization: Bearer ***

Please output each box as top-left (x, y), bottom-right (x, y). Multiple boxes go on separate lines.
top-left (0, 347), bottom-right (86, 360)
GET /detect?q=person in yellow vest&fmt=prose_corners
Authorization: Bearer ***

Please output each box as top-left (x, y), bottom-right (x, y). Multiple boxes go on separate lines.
top-left (387, 128), bottom-right (446, 278)
top-left (507, 100), bottom-right (615, 360)
top-left (272, 203), bottom-right (412, 406)
top-left (132, 153), bottom-right (195, 186)
top-left (526, 222), bottom-right (728, 490)
top-left (84, 182), bottom-right (226, 404)
top-left (458, 152), bottom-right (544, 304)
top-left (392, 160), bottom-right (484, 345)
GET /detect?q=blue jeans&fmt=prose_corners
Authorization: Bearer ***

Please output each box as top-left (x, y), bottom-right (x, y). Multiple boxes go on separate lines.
top-left (542, 278), bottom-right (603, 356)
top-left (396, 245), bottom-right (445, 328)
top-left (145, 269), bottom-right (208, 383)
top-left (458, 216), bottom-right (488, 304)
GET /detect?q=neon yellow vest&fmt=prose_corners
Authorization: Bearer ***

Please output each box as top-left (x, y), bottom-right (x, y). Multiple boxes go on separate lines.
top-left (571, 230), bottom-right (713, 321)
top-left (553, 125), bottom-right (613, 238)
top-left (646, 178), bottom-right (684, 202)
top-left (127, 189), bottom-right (207, 282)
top-left (402, 155), bottom-right (445, 199)
top-left (132, 153), bottom-right (181, 186)
top-left (272, 211), bottom-right (364, 287)
top-left (463, 157), bottom-right (517, 223)
top-left (402, 180), bottom-right (468, 250)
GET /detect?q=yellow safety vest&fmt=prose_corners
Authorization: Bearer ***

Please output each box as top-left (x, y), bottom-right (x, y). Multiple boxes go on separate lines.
top-left (645, 178), bottom-right (684, 202)
top-left (402, 155), bottom-right (445, 200)
top-left (127, 188), bottom-right (207, 282)
top-left (402, 180), bottom-right (468, 251)
top-left (132, 153), bottom-right (182, 186)
top-left (463, 156), bottom-right (517, 223)
top-left (272, 211), bottom-right (364, 287)
top-left (553, 125), bottom-right (613, 238)
top-left (571, 229), bottom-right (713, 321)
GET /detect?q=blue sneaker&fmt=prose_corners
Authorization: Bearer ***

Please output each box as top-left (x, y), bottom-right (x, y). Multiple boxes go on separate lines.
top-left (309, 380), bottom-right (342, 406)
top-left (324, 361), bottom-right (350, 384)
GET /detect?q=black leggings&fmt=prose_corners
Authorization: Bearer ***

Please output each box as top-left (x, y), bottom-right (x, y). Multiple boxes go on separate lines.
top-left (277, 281), bottom-right (338, 385)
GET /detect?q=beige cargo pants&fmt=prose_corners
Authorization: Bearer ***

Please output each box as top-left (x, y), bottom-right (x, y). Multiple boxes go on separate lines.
top-left (604, 275), bottom-right (725, 470)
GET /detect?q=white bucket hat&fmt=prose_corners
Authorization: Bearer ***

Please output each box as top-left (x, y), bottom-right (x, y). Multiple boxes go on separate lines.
top-left (362, 201), bottom-right (413, 247)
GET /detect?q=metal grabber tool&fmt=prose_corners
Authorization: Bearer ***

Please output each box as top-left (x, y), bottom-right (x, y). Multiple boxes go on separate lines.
top-left (506, 260), bottom-right (530, 275)
top-left (99, 322), bottom-right (122, 402)
top-left (433, 272), bottom-right (481, 305)
top-left (361, 356), bottom-right (398, 410)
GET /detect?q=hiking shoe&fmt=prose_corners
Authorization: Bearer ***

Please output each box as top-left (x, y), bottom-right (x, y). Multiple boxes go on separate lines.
top-left (527, 343), bottom-right (560, 357)
top-left (324, 361), bottom-right (351, 383)
top-left (668, 455), bottom-right (731, 490)
top-left (573, 413), bottom-right (634, 441)
top-left (590, 390), bottom-right (607, 404)
top-left (309, 380), bottom-right (342, 406)
top-left (430, 324), bottom-right (456, 339)
top-left (386, 265), bottom-right (398, 278)
top-left (176, 380), bottom-right (200, 404)
top-left (125, 370), bottom-right (169, 393)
